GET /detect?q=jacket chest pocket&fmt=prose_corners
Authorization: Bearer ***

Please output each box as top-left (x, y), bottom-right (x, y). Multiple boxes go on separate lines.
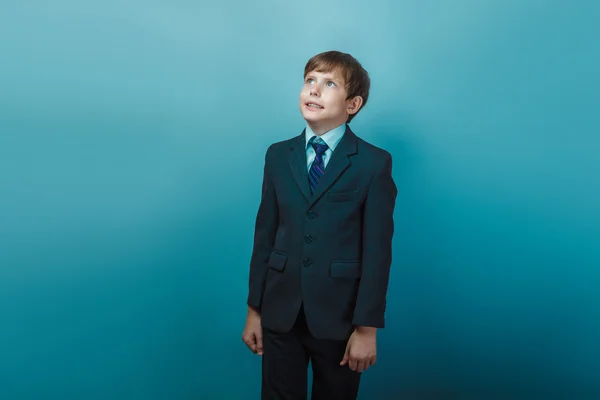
top-left (326, 189), bottom-right (359, 203)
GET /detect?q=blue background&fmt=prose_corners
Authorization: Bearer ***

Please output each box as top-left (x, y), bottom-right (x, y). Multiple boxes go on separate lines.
top-left (1, 1), bottom-right (598, 398)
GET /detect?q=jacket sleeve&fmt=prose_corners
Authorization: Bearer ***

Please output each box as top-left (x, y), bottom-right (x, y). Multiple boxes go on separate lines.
top-left (247, 145), bottom-right (279, 310)
top-left (352, 152), bottom-right (397, 327)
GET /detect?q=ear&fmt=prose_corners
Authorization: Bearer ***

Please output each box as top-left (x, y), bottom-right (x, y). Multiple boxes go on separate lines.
top-left (346, 96), bottom-right (363, 115)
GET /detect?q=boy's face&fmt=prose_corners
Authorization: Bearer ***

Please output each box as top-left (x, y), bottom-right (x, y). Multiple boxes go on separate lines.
top-left (299, 69), bottom-right (362, 134)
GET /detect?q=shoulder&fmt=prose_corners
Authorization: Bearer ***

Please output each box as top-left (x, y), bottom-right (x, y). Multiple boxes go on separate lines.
top-left (262, 134), bottom-right (301, 164)
top-left (354, 134), bottom-right (393, 164)
top-left (266, 137), bottom-right (294, 153)
top-left (265, 131), bottom-right (304, 154)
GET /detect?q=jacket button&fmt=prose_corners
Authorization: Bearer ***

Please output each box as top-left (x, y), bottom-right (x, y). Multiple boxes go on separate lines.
top-left (307, 211), bottom-right (315, 219)
top-left (305, 234), bottom-right (312, 243)
top-left (303, 258), bottom-right (312, 267)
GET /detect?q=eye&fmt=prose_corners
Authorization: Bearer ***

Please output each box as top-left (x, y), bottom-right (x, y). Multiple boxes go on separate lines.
top-left (306, 78), bottom-right (315, 84)
top-left (325, 81), bottom-right (336, 87)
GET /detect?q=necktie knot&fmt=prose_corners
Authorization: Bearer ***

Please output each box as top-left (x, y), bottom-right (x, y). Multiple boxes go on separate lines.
top-left (310, 136), bottom-right (329, 156)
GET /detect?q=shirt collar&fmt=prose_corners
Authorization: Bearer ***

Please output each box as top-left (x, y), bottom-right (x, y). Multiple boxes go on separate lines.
top-left (304, 123), bottom-right (347, 151)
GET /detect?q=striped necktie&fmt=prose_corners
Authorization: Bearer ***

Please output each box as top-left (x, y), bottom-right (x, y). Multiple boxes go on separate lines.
top-left (308, 136), bottom-right (329, 195)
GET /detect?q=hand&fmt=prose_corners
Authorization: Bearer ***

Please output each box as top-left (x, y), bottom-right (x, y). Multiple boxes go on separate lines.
top-left (242, 306), bottom-right (264, 356)
top-left (340, 326), bottom-right (377, 372)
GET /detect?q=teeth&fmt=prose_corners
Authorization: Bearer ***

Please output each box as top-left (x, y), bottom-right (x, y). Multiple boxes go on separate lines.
top-left (308, 103), bottom-right (322, 108)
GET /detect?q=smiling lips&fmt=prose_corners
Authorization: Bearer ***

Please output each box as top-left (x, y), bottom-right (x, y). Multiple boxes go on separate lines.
top-left (306, 102), bottom-right (324, 110)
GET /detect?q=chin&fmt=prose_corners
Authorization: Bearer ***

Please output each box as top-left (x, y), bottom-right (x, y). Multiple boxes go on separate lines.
top-left (301, 111), bottom-right (318, 122)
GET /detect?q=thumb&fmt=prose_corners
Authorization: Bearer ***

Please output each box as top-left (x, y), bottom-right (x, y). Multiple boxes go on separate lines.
top-left (340, 344), bottom-right (350, 366)
top-left (256, 330), bottom-right (264, 356)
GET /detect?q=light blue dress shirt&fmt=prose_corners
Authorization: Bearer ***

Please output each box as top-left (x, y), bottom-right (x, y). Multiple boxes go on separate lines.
top-left (304, 123), bottom-right (347, 171)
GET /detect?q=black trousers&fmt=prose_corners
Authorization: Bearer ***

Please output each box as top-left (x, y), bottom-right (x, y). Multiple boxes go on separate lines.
top-left (261, 304), bottom-right (361, 400)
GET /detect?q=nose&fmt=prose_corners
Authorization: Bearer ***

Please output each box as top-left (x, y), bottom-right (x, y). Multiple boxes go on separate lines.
top-left (309, 85), bottom-right (320, 97)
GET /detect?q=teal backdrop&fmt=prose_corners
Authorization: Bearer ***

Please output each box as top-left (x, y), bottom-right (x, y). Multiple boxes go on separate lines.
top-left (1, 1), bottom-right (598, 398)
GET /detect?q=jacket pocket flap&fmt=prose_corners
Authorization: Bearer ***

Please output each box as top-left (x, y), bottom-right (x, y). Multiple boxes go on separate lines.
top-left (327, 189), bottom-right (359, 203)
top-left (267, 251), bottom-right (287, 271)
top-left (330, 260), bottom-right (361, 278)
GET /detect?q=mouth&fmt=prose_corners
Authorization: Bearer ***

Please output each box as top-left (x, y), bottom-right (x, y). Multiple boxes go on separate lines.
top-left (305, 102), bottom-right (324, 110)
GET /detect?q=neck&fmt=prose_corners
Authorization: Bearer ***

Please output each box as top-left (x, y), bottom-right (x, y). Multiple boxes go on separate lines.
top-left (307, 120), bottom-right (346, 136)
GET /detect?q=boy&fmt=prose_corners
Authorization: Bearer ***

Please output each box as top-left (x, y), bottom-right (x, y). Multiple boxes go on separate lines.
top-left (242, 50), bottom-right (397, 400)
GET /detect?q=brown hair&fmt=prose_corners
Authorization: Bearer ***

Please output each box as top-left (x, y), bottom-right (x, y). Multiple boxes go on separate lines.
top-left (303, 50), bottom-right (370, 123)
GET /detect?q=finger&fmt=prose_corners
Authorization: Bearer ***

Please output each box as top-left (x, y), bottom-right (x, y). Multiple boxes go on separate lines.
top-left (256, 330), bottom-right (264, 356)
top-left (244, 335), bottom-right (257, 353)
top-left (250, 334), bottom-right (258, 353)
top-left (358, 360), bottom-right (367, 373)
top-left (349, 358), bottom-right (358, 371)
top-left (369, 356), bottom-right (377, 367)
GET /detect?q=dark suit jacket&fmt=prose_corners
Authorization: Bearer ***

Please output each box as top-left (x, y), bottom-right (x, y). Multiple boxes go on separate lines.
top-left (247, 125), bottom-right (397, 340)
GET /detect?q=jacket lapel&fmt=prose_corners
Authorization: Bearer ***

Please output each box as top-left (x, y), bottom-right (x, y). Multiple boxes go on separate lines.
top-left (288, 130), bottom-right (312, 201)
top-left (288, 125), bottom-right (358, 207)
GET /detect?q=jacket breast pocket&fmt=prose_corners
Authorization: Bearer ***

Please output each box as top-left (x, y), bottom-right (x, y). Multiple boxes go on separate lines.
top-left (326, 189), bottom-right (359, 203)
top-left (329, 260), bottom-right (361, 278)
top-left (267, 250), bottom-right (287, 272)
